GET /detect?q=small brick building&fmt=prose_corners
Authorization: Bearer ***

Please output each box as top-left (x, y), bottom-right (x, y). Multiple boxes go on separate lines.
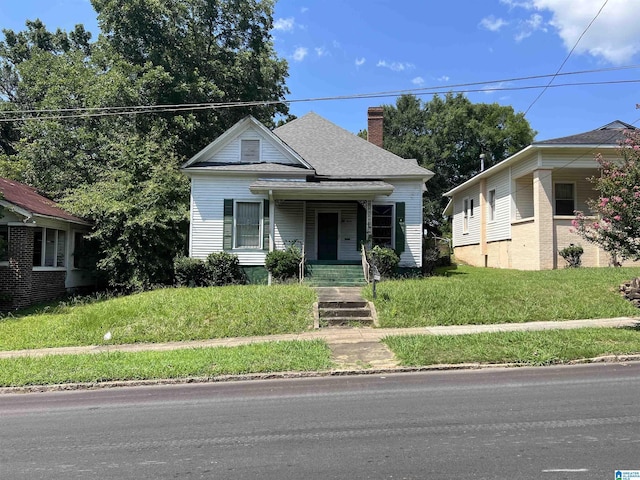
top-left (0, 178), bottom-right (93, 310)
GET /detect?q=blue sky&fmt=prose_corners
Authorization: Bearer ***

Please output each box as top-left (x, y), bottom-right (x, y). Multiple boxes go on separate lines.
top-left (2, 0), bottom-right (640, 141)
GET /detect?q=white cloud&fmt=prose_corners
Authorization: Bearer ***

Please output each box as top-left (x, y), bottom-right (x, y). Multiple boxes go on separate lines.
top-left (301, 7), bottom-right (309, 13)
top-left (332, 40), bottom-right (341, 49)
top-left (376, 60), bottom-right (415, 72)
top-left (412, 76), bottom-right (425, 86)
top-left (480, 15), bottom-right (508, 32)
top-left (504, 0), bottom-right (640, 64)
top-left (315, 47), bottom-right (329, 57)
top-left (292, 47), bottom-right (308, 62)
top-left (438, 75), bottom-right (450, 82)
top-left (355, 57), bottom-right (366, 66)
top-left (273, 17), bottom-right (295, 32)
top-left (514, 13), bottom-right (547, 41)
top-left (482, 81), bottom-right (509, 94)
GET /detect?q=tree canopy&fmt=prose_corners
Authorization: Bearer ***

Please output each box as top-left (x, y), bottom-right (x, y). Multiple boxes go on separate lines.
top-left (0, 0), bottom-right (289, 290)
top-left (379, 93), bottom-right (536, 232)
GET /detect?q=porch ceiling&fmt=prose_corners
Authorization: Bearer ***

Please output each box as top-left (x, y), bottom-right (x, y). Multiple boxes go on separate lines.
top-left (249, 180), bottom-right (394, 200)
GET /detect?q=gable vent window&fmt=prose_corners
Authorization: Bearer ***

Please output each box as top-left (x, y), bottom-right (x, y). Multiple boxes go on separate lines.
top-left (241, 139), bottom-right (260, 162)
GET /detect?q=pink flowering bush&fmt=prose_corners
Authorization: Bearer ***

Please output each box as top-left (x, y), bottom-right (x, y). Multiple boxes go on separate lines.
top-left (573, 129), bottom-right (640, 262)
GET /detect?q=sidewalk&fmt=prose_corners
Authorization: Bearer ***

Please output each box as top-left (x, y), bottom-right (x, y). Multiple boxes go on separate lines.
top-left (1, 316), bottom-right (637, 361)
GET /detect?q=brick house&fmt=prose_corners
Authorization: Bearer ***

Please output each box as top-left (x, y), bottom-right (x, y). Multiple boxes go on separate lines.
top-left (0, 177), bottom-right (93, 310)
top-left (443, 121), bottom-right (639, 270)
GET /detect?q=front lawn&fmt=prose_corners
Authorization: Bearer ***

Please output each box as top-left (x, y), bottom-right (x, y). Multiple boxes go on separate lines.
top-left (0, 340), bottom-right (333, 387)
top-left (0, 285), bottom-right (316, 351)
top-left (383, 327), bottom-right (640, 367)
top-left (364, 266), bottom-right (640, 328)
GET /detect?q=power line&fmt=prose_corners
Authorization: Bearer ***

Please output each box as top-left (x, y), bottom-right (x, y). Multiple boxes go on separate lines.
top-left (524, 0), bottom-right (610, 116)
top-left (0, 62), bottom-right (638, 121)
top-left (2, 78), bottom-right (639, 123)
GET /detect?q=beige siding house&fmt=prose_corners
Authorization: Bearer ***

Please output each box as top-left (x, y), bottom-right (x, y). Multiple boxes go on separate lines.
top-left (444, 121), bottom-right (638, 270)
top-left (182, 110), bottom-right (433, 282)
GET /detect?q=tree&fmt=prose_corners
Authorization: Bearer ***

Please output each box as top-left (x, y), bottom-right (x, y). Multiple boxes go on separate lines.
top-left (379, 94), bottom-right (536, 233)
top-left (573, 129), bottom-right (640, 263)
top-left (91, 0), bottom-right (290, 156)
top-left (0, 1), bottom-right (290, 290)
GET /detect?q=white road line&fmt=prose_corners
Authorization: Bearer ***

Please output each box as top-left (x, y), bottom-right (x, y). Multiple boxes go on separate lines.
top-left (542, 469), bottom-right (589, 473)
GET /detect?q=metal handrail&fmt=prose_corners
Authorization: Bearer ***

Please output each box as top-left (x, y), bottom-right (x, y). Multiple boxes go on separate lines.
top-left (299, 243), bottom-right (306, 284)
top-left (361, 244), bottom-right (371, 284)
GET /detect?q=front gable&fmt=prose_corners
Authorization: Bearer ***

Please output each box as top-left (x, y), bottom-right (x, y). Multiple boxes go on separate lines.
top-left (182, 116), bottom-right (313, 171)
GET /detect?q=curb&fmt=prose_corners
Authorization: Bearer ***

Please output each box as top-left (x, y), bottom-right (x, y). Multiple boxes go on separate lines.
top-left (3, 354), bottom-right (640, 395)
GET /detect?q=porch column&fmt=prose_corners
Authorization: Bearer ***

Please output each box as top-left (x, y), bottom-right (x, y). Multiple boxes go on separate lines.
top-left (533, 169), bottom-right (554, 270)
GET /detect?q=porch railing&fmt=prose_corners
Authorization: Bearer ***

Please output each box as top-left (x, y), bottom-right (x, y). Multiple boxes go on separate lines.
top-left (361, 244), bottom-right (371, 284)
top-left (298, 243), bottom-right (306, 284)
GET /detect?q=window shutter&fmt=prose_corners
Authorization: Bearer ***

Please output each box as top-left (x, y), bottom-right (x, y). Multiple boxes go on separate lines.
top-left (223, 199), bottom-right (233, 250)
top-left (356, 203), bottom-right (366, 251)
top-left (263, 199), bottom-right (270, 250)
top-left (395, 202), bottom-right (405, 254)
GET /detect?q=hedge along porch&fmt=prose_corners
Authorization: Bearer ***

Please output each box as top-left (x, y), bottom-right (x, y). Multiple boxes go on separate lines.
top-left (182, 110), bottom-right (433, 283)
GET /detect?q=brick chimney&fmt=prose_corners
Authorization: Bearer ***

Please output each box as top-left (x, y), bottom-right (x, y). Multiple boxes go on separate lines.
top-left (367, 106), bottom-right (384, 148)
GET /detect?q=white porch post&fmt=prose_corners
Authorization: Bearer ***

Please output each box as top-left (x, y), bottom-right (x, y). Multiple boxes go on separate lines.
top-left (268, 190), bottom-right (274, 285)
top-left (366, 200), bottom-right (373, 247)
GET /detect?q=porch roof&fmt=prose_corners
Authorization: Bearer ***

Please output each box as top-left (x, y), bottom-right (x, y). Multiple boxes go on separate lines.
top-left (249, 179), bottom-right (394, 200)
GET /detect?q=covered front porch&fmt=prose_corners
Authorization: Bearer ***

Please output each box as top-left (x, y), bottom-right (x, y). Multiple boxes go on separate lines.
top-left (251, 179), bottom-right (401, 264)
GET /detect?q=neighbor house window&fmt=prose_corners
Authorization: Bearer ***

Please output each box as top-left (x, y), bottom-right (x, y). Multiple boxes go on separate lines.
top-left (463, 198), bottom-right (469, 234)
top-left (0, 225), bottom-right (8, 262)
top-left (235, 201), bottom-right (261, 248)
top-left (33, 227), bottom-right (66, 267)
top-left (555, 183), bottom-right (575, 216)
top-left (73, 232), bottom-right (87, 269)
top-left (372, 204), bottom-right (393, 247)
top-left (240, 139), bottom-right (260, 162)
top-left (470, 199), bottom-right (474, 217)
top-left (488, 189), bottom-right (496, 222)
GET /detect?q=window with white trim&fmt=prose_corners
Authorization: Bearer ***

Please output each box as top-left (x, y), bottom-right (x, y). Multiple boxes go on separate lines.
top-left (240, 139), bottom-right (260, 162)
top-left (33, 227), bottom-right (66, 267)
top-left (488, 189), bottom-right (496, 222)
top-left (372, 204), bottom-right (394, 247)
top-left (555, 183), bottom-right (575, 216)
top-left (234, 201), bottom-right (262, 248)
top-left (462, 198), bottom-right (469, 234)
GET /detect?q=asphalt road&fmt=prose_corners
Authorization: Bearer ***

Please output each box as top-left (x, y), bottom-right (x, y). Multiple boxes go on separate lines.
top-left (1, 363), bottom-right (640, 479)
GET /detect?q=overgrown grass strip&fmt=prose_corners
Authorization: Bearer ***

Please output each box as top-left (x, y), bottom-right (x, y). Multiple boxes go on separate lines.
top-left (365, 266), bottom-right (640, 327)
top-left (383, 327), bottom-right (640, 366)
top-left (0, 340), bottom-right (333, 387)
top-left (0, 285), bottom-right (316, 351)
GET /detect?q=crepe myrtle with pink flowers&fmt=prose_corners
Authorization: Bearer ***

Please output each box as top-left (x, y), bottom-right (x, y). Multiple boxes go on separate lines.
top-left (573, 128), bottom-right (640, 263)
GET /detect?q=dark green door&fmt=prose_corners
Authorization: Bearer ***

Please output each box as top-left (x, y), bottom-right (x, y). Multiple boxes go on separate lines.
top-left (317, 212), bottom-right (339, 261)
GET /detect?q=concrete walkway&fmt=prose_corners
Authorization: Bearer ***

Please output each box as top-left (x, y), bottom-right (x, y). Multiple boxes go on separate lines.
top-left (1, 317), bottom-right (638, 370)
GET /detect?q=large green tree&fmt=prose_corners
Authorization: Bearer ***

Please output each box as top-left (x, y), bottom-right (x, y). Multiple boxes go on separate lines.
top-left (0, 0), bottom-right (290, 290)
top-left (380, 93), bottom-right (536, 232)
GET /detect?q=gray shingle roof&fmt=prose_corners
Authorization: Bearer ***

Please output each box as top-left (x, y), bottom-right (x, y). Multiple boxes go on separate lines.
top-left (273, 112), bottom-right (433, 179)
top-left (249, 179), bottom-right (394, 192)
top-left (534, 120), bottom-right (637, 146)
top-left (187, 162), bottom-right (310, 173)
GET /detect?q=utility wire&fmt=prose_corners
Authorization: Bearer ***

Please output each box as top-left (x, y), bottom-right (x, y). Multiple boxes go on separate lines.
top-left (524, 0), bottom-right (610, 116)
top-left (2, 78), bottom-right (640, 123)
top-left (0, 62), bottom-right (638, 119)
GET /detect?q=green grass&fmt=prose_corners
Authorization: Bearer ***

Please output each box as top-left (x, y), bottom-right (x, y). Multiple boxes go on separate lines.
top-left (383, 327), bottom-right (640, 366)
top-left (0, 340), bottom-right (334, 387)
top-left (0, 285), bottom-right (316, 351)
top-left (364, 266), bottom-right (640, 327)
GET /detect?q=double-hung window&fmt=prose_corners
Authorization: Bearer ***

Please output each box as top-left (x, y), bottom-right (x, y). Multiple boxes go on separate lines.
top-left (555, 183), bottom-right (575, 216)
top-left (372, 204), bottom-right (393, 248)
top-left (463, 198), bottom-right (469, 233)
top-left (488, 189), bottom-right (496, 222)
top-left (33, 227), bottom-right (66, 268)
top-left (235, 201), bottom-right (262, 248)
top-left (0, 225), bottom-right (8, 262)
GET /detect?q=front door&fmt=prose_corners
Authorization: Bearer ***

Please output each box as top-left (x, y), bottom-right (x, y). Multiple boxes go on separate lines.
top-left (317, 212), bottom-right (339, 261)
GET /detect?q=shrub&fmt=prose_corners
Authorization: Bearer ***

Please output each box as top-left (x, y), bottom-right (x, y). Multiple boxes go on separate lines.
top-left (206, 252), bottom-right (246, 286)
top-left (368, 245), bottom-right (399, 278)
top-left (559, 244), bottom-right (584, 268)
top-left (174, 257), bottom-right (209, 287)
top-left (265, 245), bottom-right (302, 281)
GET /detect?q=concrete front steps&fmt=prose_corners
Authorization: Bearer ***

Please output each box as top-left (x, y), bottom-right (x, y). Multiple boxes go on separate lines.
top-left (304, 264), bottom-right (366, 287)
top-left (314, 287), bottom-right (377, 328)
